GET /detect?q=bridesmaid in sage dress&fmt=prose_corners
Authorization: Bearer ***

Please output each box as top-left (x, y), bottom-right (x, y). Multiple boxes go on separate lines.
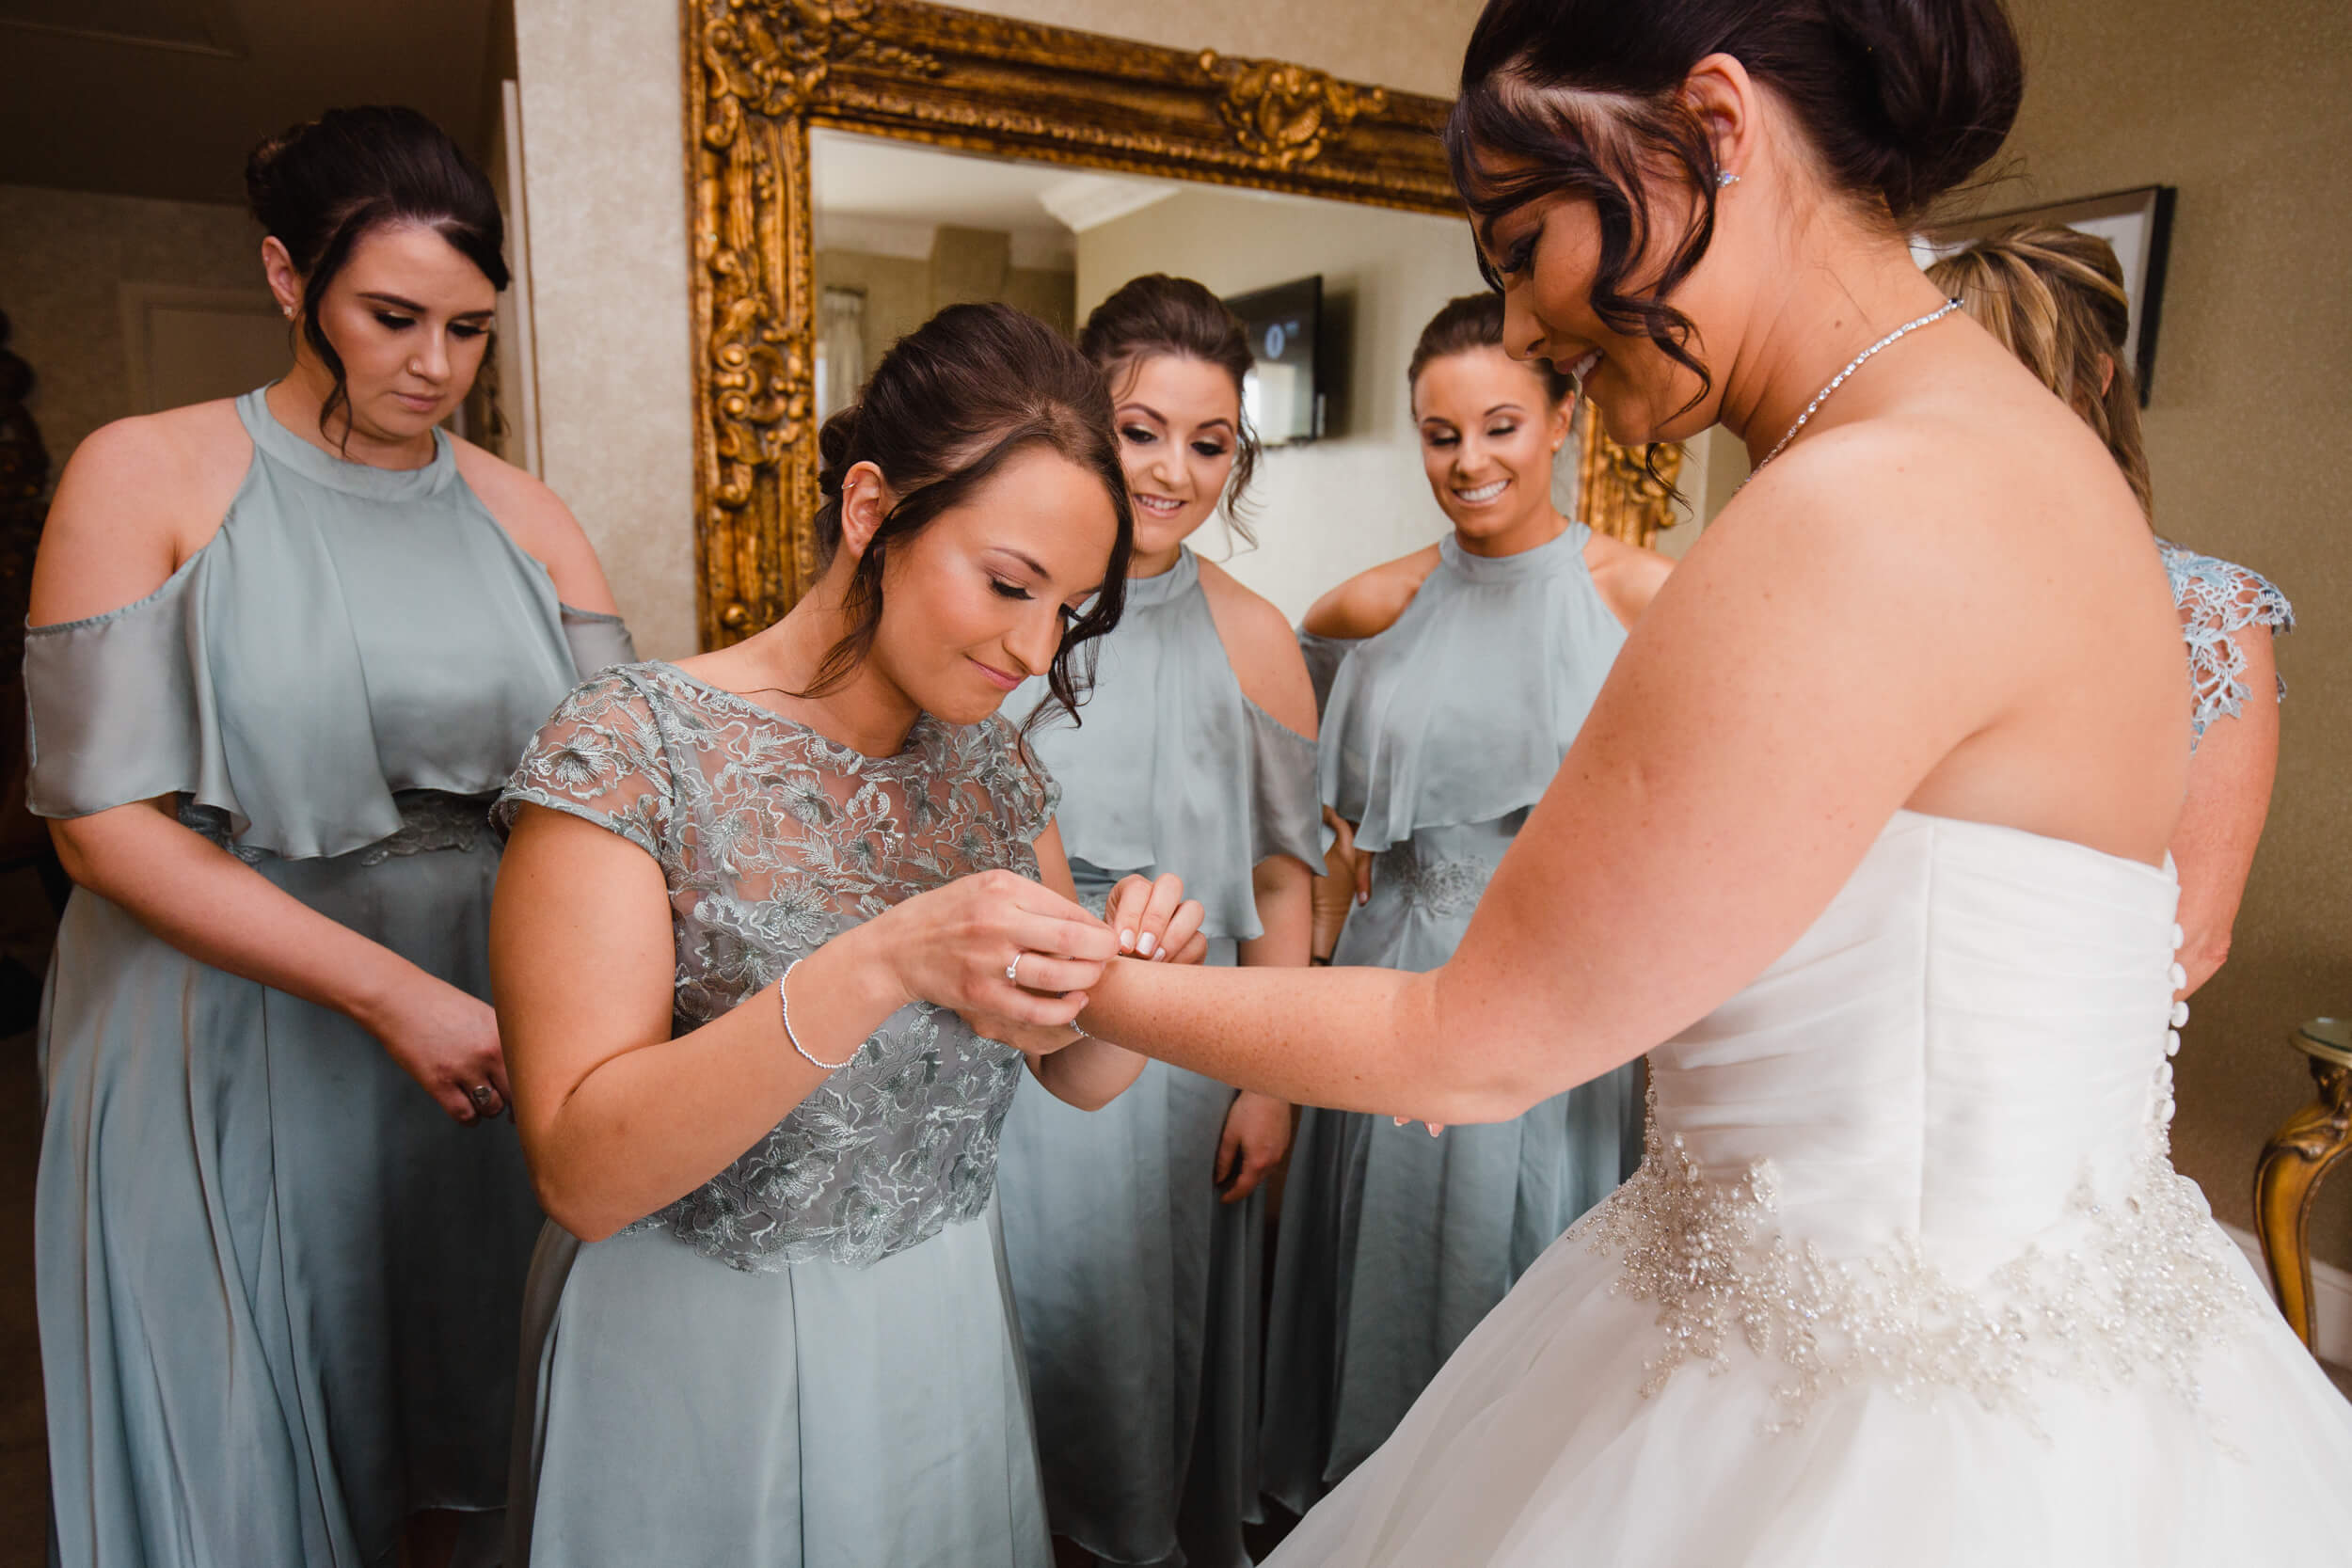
top-left (1260, 294), bottom-right (1669, 1512)
top-left (995, 276), bottom-right (1322, 1568)
top-left (492, 304), bottom-right (1203, 1567)
top-left (27, 108), bottom-right (631, 1568)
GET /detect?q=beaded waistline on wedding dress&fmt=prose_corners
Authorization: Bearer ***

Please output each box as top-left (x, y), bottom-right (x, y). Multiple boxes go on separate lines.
top-left (1577, 1066), bottom-right (2258, 1432)
top-left (1571, 814), bottom-right (2267, 1431)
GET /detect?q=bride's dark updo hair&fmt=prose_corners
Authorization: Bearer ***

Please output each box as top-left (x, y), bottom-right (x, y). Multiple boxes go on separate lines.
top-left (246, 105), bottom-right (508, 445)
top-left (1448, 0), bottom-right (2024, 398)
top-left (813, 301), bottom-right (1134, 724)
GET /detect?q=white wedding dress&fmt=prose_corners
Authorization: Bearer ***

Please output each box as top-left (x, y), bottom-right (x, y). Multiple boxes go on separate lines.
top-left (1268, 811), bottom-right (2352, 1566)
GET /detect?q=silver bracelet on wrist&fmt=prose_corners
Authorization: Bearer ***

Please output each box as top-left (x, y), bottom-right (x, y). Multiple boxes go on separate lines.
top-left (779, 958), bottom-right (857, 1071)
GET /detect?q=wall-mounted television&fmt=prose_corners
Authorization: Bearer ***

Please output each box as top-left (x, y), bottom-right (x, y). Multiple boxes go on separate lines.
top-left (1223, 276), bottom-right (1324, 446)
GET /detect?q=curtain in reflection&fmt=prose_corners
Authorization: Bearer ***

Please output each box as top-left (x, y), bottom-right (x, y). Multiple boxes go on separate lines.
top-left (817, 287), bottom-right (866, 420)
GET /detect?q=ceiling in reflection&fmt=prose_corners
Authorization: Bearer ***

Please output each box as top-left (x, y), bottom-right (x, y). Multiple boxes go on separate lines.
top-left (811, 127), bottom-right (1180, 270)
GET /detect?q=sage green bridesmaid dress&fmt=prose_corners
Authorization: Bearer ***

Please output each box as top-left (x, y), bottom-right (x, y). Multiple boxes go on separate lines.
top-left (26, 388), bottom-right (633, 1568)
top-left (1261, 524), bottom-right (1644, 1514)
top-left (995, 546), bottom-right (1322, 1568)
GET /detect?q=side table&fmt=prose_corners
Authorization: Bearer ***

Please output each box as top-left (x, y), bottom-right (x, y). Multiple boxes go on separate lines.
top-left (2254, 1018), bottom-right (2352, 1351)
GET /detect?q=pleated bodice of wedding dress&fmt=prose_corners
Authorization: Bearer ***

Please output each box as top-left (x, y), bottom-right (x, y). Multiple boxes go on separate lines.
top-left (1268, 809), bottom-right (2352, 1567)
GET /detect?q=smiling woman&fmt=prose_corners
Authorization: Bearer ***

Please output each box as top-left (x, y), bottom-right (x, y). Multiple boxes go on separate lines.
top-left (24, 104), bottom-right (633, 1568)
top-left (991, 274), bottom-right (1324, 1568)
top-left (1263, 291), bottom-right (1669, 1511)
top-left (487, 301), bottom-right (1194, 1568)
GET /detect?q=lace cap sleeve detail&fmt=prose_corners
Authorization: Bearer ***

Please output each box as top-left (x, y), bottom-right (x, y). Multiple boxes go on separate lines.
top-left (987, 715), bottom-right (1060, 845)
top-left (2158, 541), bottom-right (2293, 745)
top-left (493, 666), bottom-right (675, 862)
top-left (1296, 629), bottom-right (1359, 718)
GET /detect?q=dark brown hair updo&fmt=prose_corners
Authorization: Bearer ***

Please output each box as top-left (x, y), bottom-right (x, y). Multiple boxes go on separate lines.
top-left (1078, 274), bottom-right (1262, 544)
top-left (1929, 226), bottom-right (2153, 520)
top-left (1447, 0), bottom-right (2024, 405)
top-left (246, 105), bottom-right (509, 446)
top-left (814, 301), bottom-right (1135, 726)
top-left (1408, 293), bottom-right (1576, 404)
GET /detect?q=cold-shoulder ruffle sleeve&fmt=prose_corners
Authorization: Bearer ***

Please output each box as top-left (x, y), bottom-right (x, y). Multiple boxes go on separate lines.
top-left (1297, 629), bottom-right (1358, 717)
top-left (561, 605), bottom-right (638, 680)
top-left (24, 558), bottom-right (216, 828)
top-left (494, 667), bottom-right (676, 863)
top-left (2157, 541), bottom-right (2293, 748)
top-left (24, 468), bottom-right (584, 858)
top-left (1020, 557), bottom-right (1325, 942)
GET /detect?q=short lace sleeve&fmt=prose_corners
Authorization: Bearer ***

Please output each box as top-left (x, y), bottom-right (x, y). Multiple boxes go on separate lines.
top-left (2158, 542), bottom-right (2294, 746)
top-left (989, 716), bottom-right (1062, 844)
top-left (494, 667), bottom-right (675, 861)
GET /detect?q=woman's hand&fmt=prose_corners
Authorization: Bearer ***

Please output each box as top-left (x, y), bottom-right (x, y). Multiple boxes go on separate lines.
top-left (358, 971), bottom-right (511, 1124)
top-left (1311, 812), bottom-right (1370, 961)
top-left (1216, 1090), bottom-right (1292, 1202)
top-left (875, 868), bottom-right (1117, 1027)
top-left (1104, 873), bottom-right (1208, 964)
top-left (954, 1006), bottom-right (1090, 1056)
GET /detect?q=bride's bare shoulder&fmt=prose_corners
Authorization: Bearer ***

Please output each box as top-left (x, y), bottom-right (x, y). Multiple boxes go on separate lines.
top-left (1301, 545), bottom-right (1444, 641)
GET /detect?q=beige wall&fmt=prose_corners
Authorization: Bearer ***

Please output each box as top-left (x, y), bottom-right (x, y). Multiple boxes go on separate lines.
top-left (509, 0), bottom-right (1483, 658)
top-left (1077, 186), bottom-right (1485, 621)
top-left (512, 0), bottom-right (699, 658)
top-left (0, 185), bottom-right (268, 477)
top-left (1991, 0), bottom-right (2352, 1264)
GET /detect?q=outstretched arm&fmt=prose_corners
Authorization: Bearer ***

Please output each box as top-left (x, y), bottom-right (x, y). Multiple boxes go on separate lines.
top-left (1079, 446), bottom-right (2130, 1123)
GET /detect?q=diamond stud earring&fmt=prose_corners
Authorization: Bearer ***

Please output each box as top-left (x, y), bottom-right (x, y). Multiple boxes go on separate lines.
top-left (1717, 171), bottom-right (1740, 189)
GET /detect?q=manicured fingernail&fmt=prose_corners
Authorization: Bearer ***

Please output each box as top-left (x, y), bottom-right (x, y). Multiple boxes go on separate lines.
top-left (1137, 932), bottom-right (1156, 957)
top-left (1120, 929), bottom-right (1136, 952)
top-left (1356, 891), bottom-right (1368, 906)
top-left (1427, 1125), bottom-right (1440, 1138)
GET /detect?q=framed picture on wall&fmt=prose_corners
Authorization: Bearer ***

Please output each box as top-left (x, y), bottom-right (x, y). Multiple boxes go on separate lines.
top-left (1914, 184), bottom-right (2176, 404)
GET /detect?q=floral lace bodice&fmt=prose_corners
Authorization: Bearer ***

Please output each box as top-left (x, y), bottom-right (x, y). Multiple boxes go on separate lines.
top-left (2157, 540), bottom-right (2292, 748)
top-left (495, 662), bottom-right (1059, 1273)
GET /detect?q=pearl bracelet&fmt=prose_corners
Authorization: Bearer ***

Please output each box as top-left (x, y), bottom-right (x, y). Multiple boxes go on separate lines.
top-left (778, 958), bottom-right (857, 1071)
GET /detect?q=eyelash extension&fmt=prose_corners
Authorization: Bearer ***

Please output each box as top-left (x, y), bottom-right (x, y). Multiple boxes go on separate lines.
top-left (375, 312), bottom-right (489, 341)
top-left (993, 578), bottom-right (1081, 624)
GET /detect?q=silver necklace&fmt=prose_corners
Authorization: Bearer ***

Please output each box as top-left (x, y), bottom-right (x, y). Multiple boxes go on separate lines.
top-left (1745, 298), bottom-right (1962, 482)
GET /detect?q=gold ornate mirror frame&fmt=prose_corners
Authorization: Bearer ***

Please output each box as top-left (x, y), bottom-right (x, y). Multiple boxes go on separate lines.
top-left (682, 0), bottom-right (1680, 647)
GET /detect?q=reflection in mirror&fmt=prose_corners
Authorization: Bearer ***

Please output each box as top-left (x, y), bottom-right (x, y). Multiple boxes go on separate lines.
top-left (808, 127), bottom-right (1593, 624)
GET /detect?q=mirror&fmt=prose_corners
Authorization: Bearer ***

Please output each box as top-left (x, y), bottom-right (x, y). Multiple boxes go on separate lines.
top-left (811, 125), bottom-right (1525, 622)
top-left (686, 0), bottom-right (1682, 646)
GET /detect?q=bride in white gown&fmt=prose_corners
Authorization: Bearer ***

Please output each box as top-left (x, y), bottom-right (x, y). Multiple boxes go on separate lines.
top-left (1072, 0), bottom-right (2352, 1560)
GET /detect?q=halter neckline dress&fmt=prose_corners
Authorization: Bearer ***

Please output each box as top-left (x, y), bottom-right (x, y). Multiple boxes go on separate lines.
top-left (1263, 524), bottom-right (1645, 1513)
top-left (28, 386), bottom-right (632, 1568)
top-left (994, 546), bottom-right (1322, 1568)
